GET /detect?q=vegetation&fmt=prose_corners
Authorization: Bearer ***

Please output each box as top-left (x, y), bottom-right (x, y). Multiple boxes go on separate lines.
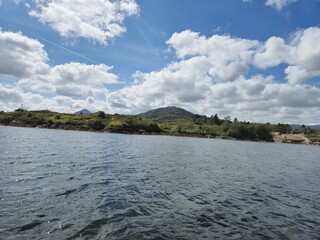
top-left (0, 107), bottom-right (319, 145)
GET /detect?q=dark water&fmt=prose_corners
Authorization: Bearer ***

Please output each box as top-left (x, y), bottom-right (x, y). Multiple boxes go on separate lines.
top-left (1, 126), bottom-right (320, 240)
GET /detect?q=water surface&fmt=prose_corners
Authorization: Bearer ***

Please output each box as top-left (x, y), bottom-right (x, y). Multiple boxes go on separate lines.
top-left (1, 126), bottom-right (320, 239)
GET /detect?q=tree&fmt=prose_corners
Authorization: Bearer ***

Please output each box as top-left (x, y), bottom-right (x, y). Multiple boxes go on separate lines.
top-left (210, 114), bottom-right (222, 125)
top-left (97, 111), bottom-right (106, 118)
top-left (255, 125), bottom-right (273, 141)
top-left (224, 116), bottom-right (231, 123)
top-left (228, 123), bottom-right (256, 140)
top-left (274, 123), bottom-right (291, 134)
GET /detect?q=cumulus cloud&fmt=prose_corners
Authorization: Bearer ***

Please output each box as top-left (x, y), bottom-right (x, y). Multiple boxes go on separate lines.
top-left (0, 83), bottom-right (46, 111)
top-left (0, 82), bottom-right (113, 113)
top-left (0, 85), bottom-right (23, 103)
top-left (106, 55), bottom-right (213, 113)
top-left (265, 0), bottom-right (298, 10)
top-left (18, 62), bottom-right (118, 98)
top-left (0, 30), bottom-right (49, 78)
top-left (288, 27), bottom-right (320, 72)
top-left (254, 27), bottom-right (320, 84)
top-left (242, 0), bottom-right (298, 10)
top-left (167, 30), bottom-right (259, 82)
top-left (254, 37), bottom-right (291, 69)
top-left (1, 26), bottom-right (320, 124)
top-left (28, 0), bottom-right (139, 44)
top-left (0, 30), bottom-right (117, 98)
top-left (103, 28), bottom-right (320, 124)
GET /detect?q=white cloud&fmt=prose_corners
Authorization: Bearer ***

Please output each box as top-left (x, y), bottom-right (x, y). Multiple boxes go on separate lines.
top-left (167, 30), bottom-right (259, 82)
top-left (1, 27), bottom-right (320, 124)
top-left (265, 0), bottom-right (298, 10)
top-left (0, 83), bottom-right (46, 111)
top-left (28, 0), bottom-right (139, 44)
top-left (18, 62), bottom-right (118, 98)
top-left (254, 27), bottom-right (320, 85)
top-left (0, 29), bottom-right (118, 98)
top-left (284, 66), bottom-right (313, 85)
top-left (104, 29), bottom-right (320, 124)
top-left (0, 30), bottom-right (49, 78)
top-left (242, 0), bottom-right (298, 10)
top-left (285, 27), bottom-right (320, 84)
top-left (0, 83), bottom-right (111, 113)
top-left (288, 27), bottom-right (320, 72)
top-left (254, 37), bottom-right (291, 69)
top-left (0, 84), bottom-right (23, 103)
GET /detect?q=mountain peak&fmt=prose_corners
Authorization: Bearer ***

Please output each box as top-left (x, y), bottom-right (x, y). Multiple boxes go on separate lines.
top-left (74, 109), bottom-right (91, 115)
top-left (137, 106), bottom-right (196, 121)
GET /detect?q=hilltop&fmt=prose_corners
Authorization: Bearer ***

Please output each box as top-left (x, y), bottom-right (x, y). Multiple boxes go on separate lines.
top-left (137, 106), bottom-right (198, 121)
top-left (74, 109), bottom-right (91, 115)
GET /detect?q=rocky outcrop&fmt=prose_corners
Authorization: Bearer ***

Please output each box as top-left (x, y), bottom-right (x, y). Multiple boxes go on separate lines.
top-left (272, 132), bottom-right (310, 144)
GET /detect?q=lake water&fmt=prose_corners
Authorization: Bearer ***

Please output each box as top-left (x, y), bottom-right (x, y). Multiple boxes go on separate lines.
top-left (0, 125), bottom-right (320, 239)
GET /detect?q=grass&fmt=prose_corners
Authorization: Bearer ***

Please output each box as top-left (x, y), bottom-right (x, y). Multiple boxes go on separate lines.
top-left (0, 109), bottom-right (319, 144)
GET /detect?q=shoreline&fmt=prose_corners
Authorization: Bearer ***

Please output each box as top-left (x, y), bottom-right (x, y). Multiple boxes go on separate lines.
top-left (1, 123), bottom-right (317, 146)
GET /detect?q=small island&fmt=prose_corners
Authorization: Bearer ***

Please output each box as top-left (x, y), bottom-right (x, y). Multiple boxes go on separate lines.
top-left (1, 106), bottom-right (319, 145)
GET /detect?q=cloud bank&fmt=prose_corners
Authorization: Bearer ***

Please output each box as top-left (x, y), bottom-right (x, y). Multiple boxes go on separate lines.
top-left (1, 26), bottom-right (320, 124)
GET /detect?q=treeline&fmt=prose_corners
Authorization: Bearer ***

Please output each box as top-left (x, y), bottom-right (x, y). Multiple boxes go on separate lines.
top-left (0, 109), bottom-right (162, 134)
top-left (0, 108), bottom-right (317, 142)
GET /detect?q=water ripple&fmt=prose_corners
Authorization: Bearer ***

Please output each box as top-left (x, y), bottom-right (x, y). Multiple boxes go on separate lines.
top-left (1, 126), bottom-right (320, 239)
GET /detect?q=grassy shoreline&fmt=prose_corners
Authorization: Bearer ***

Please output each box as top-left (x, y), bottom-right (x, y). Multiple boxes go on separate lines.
top-left (1, 109), bottom-right (319, 145)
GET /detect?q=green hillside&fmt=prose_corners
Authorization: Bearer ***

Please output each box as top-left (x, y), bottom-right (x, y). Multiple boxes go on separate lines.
top-left (0, 107), bottom-right (319, 144)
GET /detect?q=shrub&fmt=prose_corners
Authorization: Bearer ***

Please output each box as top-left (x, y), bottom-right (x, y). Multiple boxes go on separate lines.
top-left (97, 111), bottom-right (106, 118)
top-left (0, 116), bottom-right (13, 124)
top-left (21, 116), bottom-right (45, 125)
top-left (144, 122), bottom-right (162, 133)
top-left (88, 120), bottom-right (105, 131)
top-left (228, 124), bottom-right (256, 140)
top-left (255, 125), bottom-right (273, 141)
top-left (55, 114), bottom-right (61, 120)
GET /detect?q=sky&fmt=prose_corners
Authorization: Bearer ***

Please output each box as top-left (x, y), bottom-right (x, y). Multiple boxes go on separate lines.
top-left (0, 0), bottom-right (320, 124)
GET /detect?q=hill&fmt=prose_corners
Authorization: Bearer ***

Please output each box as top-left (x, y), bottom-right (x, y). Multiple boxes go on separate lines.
top-left (291, 124), bottom-right (320, 131)
top-left (137, 106), bottom-right (197, 121)
top-left (74, 109), bottom-right (91, 115)
top-left (0, 108), bottom-right (319, 145)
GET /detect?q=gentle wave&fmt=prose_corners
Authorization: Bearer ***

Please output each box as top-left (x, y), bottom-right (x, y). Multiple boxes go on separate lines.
top-left (1, 126), bottom-right (320, 239)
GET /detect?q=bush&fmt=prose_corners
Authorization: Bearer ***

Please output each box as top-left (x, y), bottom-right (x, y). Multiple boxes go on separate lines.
top-left (0, 116), bottom-right (13, 124)
top-left (228, 124), bottom-right (256, 140)
top-left (144, 122), bottom-right (162, 133)
top-left (21, 116), bottom-right (45, 125)
top-left (255, 125), bottom-right (273, 141)
top-left (88, 120), bottom-right (105, 131)
top-left (97, 111), bottom-right (106, 118)
top-left (55, 114), bottom-right (61, 120)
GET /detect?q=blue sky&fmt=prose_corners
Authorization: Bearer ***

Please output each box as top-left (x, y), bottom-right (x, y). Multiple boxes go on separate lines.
top-left (0, 0), bottom-right (320, 124)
